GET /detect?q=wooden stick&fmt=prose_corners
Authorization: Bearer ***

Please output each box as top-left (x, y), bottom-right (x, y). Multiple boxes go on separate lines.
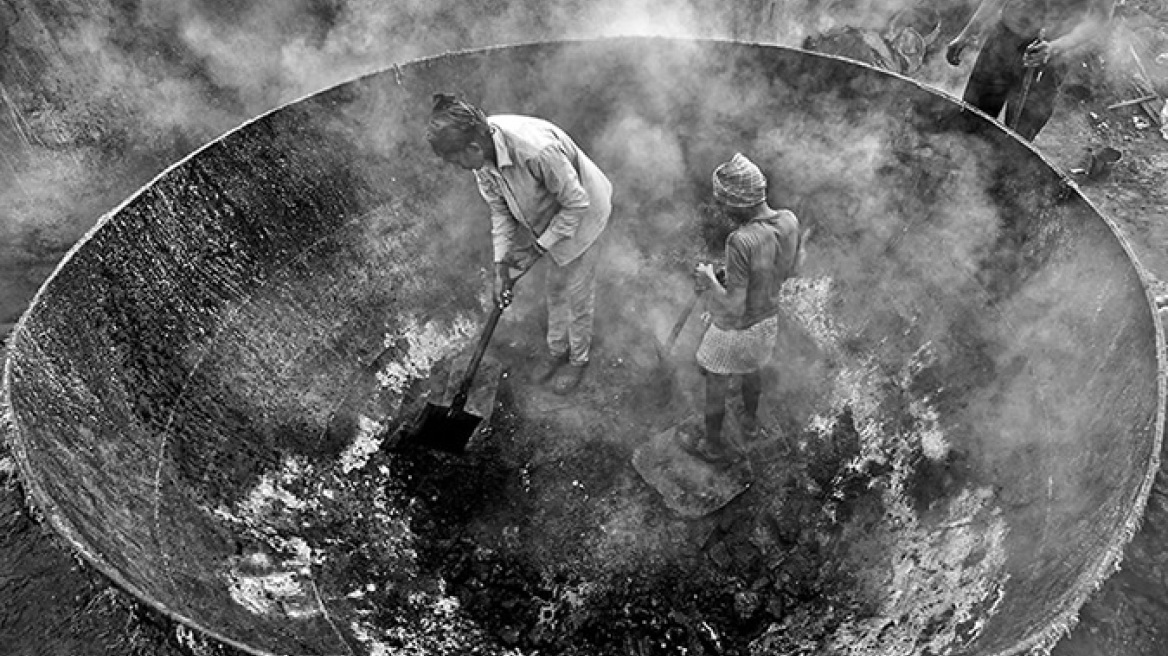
top-left (1126, 44), bottom-right (1164, 126)
top-left (1128, 81), bottom-right (1164, 126)
top-left (1129, 43), bottom-right (1156, 90)
top-left (1108, 94), bottom-right (1159, 110)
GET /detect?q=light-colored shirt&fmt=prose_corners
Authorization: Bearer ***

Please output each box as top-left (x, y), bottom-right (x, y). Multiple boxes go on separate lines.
top-left (473, 115), bottom-right (612, 267)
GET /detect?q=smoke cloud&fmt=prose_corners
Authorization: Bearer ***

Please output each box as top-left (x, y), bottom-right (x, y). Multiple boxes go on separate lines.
top-left (5, 2), bottom-right (1160, 653)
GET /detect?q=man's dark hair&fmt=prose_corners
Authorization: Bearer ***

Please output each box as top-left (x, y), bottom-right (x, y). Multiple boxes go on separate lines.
top-left (426, 93), bottom-right (490, 156)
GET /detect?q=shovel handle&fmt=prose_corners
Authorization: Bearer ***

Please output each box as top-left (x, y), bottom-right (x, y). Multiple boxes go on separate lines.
top-left (451, 301), bottom-right (504, 412)
top-left (451, 254), bottom-right (540, 412)
top-left (666, 294), bottom-right (699, 350)
top-left (1011, 66), bottom-right (1038, 131)
top-left (1011, 30), bottom-right (1046, 131)
top-left (661, 293), bottom-right (700, 358)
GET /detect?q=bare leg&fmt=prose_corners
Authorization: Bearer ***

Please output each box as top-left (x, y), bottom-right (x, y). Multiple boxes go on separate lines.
top-left (705, 370), bottom-right (730, 443)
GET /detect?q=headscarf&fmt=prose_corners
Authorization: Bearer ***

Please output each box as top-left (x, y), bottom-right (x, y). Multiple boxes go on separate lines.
top-left (712, 153), bottom-right (767, 208)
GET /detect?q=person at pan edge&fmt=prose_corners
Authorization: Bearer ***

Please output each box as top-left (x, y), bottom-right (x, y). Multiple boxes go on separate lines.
top-left (426, 94), bottom-right (613, 395)
top-left (686, 153), bottom-right (802, 464)
top-left (946, 0), bottom-right (1115, 141)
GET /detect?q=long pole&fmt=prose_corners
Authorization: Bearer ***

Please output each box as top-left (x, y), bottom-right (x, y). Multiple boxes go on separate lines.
top-left (1011, 29), bottom-right (1047, 132)
top-left (1011, 66), bottom-right (1038, 131)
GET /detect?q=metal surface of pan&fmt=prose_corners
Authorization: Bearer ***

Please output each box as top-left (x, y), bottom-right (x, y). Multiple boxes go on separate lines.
top-left (2, 38), bottom-right (1163, 656)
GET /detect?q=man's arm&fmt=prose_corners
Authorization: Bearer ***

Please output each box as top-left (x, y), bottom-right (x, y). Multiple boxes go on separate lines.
top-left (703, 279), bottom-right (747, 322)
top-left (475, 171), bottom-right (519, 264)
top-left (530, 144), bottom-right (591, 253)
top-left (1034, 0), bottom-right (1114, 64)
top-left (946, 0), bottom-right (1009, 65)
top-left (476, 171), bottom-right (528, 307)
top-left (698, 235), bottom-right (748, 323)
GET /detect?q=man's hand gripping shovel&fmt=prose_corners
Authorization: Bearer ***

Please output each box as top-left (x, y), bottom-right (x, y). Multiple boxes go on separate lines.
top-left (1012, 28), bottom-right (1048, 132)
top-left (404, 246), bottom-right (541, 454)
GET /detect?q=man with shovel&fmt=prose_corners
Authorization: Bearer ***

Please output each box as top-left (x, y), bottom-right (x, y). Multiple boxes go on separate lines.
top-left (685, 153), bottom-right (802, 464)
top-left (945, 0), bottom-right (1115, 141)
top-left (426, 94), bottom-right (612, 395)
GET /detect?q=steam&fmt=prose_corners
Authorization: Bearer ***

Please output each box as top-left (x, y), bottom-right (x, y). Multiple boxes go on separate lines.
top-left (1096, 9), bottom-right (1168, 132)
top-left (2, 1), bottom-right (1152, 653)
top-left (0, 0), bottom-right (941, 330)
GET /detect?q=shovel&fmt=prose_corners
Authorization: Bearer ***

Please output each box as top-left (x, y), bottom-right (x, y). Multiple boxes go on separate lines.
top-left (405, 302), bottom-right (506, 453)
top-left (1010, 66), bottom-right (1038, 132)
top-left (646, 265), bottom-right (728, 405)
top-left (1010, 30), bottom-right (1046, 133)
top-left (404, 256), bottom-right (537, 453)
top-left (647, 293), bottom-right (699, 407)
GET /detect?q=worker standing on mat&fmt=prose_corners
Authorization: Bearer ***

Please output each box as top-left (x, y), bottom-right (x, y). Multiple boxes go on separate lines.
top-left (687, 153), bottom-right (801, 464)
top-left (425, 94), bottom-right (613, 395)
top-left (945, 0), bottom-right (1115, 141)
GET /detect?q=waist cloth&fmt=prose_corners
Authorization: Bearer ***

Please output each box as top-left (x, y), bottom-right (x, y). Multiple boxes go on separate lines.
top-left (696, 314), bottom-right (780, 375)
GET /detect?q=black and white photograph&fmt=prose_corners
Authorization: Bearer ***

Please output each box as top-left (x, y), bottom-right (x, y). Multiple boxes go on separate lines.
top-left (2, 1), bottom-right (1168, 655)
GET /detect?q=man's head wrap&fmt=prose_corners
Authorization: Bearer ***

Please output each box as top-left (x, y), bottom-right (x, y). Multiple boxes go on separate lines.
top-left (426, 93), bottom-right (489, 155)
top-left (712, 153), bottom-right (767, 208)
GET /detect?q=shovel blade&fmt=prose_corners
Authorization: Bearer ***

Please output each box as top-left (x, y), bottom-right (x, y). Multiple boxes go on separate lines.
top-left (634, 361), bottom-right (677, 408)
top-left (407, 403), bottom-right (482, 454)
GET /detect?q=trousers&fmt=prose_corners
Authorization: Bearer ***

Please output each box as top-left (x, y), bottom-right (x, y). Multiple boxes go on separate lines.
top-left (963, 20), bottom-right (1066, 141)
top-left (545, 239), bottom-right (600, 364)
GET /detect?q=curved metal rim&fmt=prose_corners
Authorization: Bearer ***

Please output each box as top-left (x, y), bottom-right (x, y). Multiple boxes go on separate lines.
top-left (1, 35), bottom-right (1163, 656)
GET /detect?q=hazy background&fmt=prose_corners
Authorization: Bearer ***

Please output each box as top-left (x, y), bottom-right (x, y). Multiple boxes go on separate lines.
top-left (4, 1), bottom-right (1168, 655)
top-left (0, 0), bottom-right (983, 339)
top-left (4, 0), bottom-right (1165, 343)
